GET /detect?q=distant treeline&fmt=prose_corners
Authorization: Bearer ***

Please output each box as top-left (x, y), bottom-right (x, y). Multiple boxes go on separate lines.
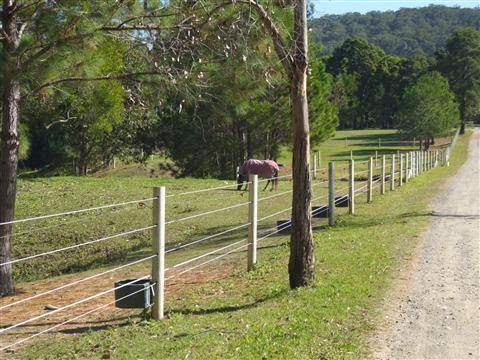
top-left (311, 5), bottom-right (480, 57)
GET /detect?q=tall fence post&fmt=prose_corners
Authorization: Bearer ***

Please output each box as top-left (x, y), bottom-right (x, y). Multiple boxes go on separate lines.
top-left (349, 159), bottom-right (355, 215)
top-left (390, 154), bottom-right (395, 191)
top-left (367, 157), bottom-right (373, 203)
top-left (405, 152), bottom-right (409, 183)
top-left (248, 174), bottom-right (258, 271)
top-left (152, 186), bottom-right (166, 320)
top-left (446, 148), bottom-right (450, 167)
top-left (400, 154), bottom-right (404, 186)
top-left (328, 162), bottom-right (335, 226)
top-left (381, 155), bottom-right (386, 195)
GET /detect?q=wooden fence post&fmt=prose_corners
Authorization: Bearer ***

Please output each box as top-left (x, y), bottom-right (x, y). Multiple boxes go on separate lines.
top-left (381, 155), bottom-right (386, 195)
top-left (390, 154), bottom-right (395, 191)
top-left (367, 157), bottom-right (373, 203)
top-left (248, 174), bottom-right (258, 271)
top-left (400, 154), bottom-right (404, 186)
top-left (152, 186), bottom-right (166, 320)
top-left (328, 162), bottom-right (335, 226)
top-left (349, 159), bottom-right (355, 215)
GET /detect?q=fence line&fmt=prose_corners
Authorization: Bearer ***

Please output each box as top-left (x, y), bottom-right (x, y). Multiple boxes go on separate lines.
top-left (1, 145), bottom-right (452, 352)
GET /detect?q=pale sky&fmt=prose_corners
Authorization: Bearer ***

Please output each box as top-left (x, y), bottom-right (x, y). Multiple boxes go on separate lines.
top-left (312, 0), bottom-right (480, 16)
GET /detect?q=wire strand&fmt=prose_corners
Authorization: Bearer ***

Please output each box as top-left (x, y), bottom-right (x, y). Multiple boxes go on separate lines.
top-left (166, 202), bottom-right (249, 225)
top-left (0, 276), bottom-right (150, 334)
top-left (0, 283), bottom-right (154, 352)
top-left (0, 198), bottom-right (157, 227)
top-left (0, 226), bottom-right (155, 267)
top-left (0, 255), bottom-right (156, 311)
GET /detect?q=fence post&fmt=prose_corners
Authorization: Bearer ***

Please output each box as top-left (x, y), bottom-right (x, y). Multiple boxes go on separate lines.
top-left (367, 157), bottom-right (373, 203)
top-left (248, 174), bottom-right (258, 271)
top-left (328, 162), bottom-right (335, 226)
top-left (405, 152), bottom-right (409, 182)
top-left (390, 154), bottom-right (395, 191)
top-left (350, 150), bottom-right (353, 160)
top-left (446, 148), bottom-right (450, 167)
top-left (349, 159), bottom-right (355, 215)
top-left (152, 186), bottom-right (166, 320)
top-left (378, 137), bottom-right (381, 148)
top-left (400, 154), bottom-right (404, 186)
top-left (381, 155), bottom-right (386, 195)
top-left (375, 150), bottom-right (378, 167)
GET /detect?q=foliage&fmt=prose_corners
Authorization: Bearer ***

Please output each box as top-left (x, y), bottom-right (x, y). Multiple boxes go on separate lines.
top-left (436, 28), bottom-right (480, 130)
top-left (395, 72), bottom-right (460, 146)
top-left (311, 5), bottom-right (480, 57)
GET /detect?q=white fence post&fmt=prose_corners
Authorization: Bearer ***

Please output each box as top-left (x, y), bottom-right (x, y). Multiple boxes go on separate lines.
top-left (349, 159), bottom-right (355, 215)
top-left (367, 157), bottom-right (373, 203)
top-left (152, 186), bottom-right (166, 320)
top-left (400, 154), bottom-right (404, 186)
top-left (405, 152), bottom-right (409, 182)
top-left (381, 155), bottom-right (386, 195)
top-left (248, 174), bottom-right (258, 271)
top-left (391, 154), bottom-right (395, 191)
top-left (328, 162), bottom-right (335, 226)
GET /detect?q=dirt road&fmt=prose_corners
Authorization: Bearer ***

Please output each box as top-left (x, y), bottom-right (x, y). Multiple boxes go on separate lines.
top-left (372, 129), bottom-right (480, 359)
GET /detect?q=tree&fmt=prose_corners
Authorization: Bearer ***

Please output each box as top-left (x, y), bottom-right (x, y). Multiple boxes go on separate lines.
top-left (395, 72), bottom-right (460, 148)
top-left (0, 0), bottom-right (203, 295)
top-left (437, 28), bottom-right (480, 134)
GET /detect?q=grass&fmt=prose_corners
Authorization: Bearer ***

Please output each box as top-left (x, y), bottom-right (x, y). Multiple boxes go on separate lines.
top-left (10, 129), bottom-right (421, 283)
top-left (13, 130), bottom-right (472, 359)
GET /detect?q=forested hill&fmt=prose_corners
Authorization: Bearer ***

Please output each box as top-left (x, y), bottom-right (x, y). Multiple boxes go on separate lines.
top-left (310, 5), bottom-right (480, 57)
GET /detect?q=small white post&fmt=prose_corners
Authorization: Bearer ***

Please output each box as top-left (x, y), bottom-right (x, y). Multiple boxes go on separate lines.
top-left (248, 174), bottom-right (258, 271)
top-left (328, 162), bottom-right (335, 226)
top-left (405, 152), bottom-right (409, 182)
top-left (381, 155), bottom-right (386, 195)
top-left (350, 150), bottom-right (353, 160)
top-left (152, 186), bottom-right (166, 320)
top-left (367, 157), bottom-right (373, 203)
top-left (390, 154), bottom-right (395, 191)
top-left (399, 154), bottom-right (404, 186)
top-left (349, 159), bottom-right (355, 215)
top-left (375, 150), bottom-right (378, 167)
top-left (446, 148), bottom-right (450, 167)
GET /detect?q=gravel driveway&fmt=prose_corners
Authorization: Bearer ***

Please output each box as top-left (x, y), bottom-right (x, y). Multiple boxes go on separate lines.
top-left (371, 128), bottom-right (480, 359)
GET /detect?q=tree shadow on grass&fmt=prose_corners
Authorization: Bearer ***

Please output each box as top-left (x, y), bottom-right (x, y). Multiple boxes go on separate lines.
top-left (171, 288), bottom-right (288, 316)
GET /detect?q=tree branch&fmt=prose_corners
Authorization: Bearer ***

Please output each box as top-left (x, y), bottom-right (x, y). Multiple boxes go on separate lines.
top-left (29, 71), bottom-right (166, 95)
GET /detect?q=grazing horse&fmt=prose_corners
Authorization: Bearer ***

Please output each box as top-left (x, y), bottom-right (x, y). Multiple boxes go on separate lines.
top-left (237, 159), bottom-right (280, 191)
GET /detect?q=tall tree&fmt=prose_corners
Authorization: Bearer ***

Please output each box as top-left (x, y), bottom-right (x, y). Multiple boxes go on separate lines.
top-left (437, 28), bottom-right (480, 134)
top-left (396, 72), bottom-right (460, 147)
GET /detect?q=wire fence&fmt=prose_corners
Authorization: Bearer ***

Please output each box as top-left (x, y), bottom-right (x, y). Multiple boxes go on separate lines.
top-left (0, 146), bottom-right (450, 352)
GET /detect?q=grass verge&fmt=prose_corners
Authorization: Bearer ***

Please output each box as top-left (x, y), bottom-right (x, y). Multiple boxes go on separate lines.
top-left (16, 131), bottom-right (472, 359)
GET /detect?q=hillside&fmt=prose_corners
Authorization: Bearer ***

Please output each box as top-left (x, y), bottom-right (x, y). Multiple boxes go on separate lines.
top-left (311, 5), bottom-right (480, 56)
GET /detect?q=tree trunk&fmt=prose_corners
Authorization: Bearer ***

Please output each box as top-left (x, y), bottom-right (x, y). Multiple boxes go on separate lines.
top-left (1, 0), bottom-right (21, 296)
top-left (288, 0), bottom-right (315, 288)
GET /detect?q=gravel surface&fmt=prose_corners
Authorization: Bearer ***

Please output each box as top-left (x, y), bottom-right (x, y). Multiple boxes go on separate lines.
top-left (371, 129), bottom-right (480, 360)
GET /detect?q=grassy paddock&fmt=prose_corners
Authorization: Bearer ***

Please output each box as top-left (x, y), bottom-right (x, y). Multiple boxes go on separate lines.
top-left (11, 129), bottom-right (417, 283)
top-left (17, 132), bottom-right (471, 359)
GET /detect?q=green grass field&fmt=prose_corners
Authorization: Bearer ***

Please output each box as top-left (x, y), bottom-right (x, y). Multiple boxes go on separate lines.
top-left (9, 129), bottom-right (424, 283)
top-left (13, 130), bottom-right (471, 359)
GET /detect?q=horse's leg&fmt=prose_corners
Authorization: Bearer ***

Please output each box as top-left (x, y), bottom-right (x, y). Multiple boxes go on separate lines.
top-left (263, 180), bottom-right (270, 191)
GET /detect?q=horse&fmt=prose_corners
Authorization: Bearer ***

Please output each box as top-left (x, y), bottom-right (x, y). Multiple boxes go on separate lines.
top-left (237, 159), bottom-right (281, 191)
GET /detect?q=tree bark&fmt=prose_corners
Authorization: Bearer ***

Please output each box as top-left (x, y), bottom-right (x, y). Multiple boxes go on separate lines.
top-left (1, 0), bottom-right (21, 296)
top-left (288, 0), bottom-right (315, 288)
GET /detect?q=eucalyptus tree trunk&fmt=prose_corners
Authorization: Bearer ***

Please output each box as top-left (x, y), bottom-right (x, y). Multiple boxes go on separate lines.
top-left (288, 0), bottom-right (315, 288)
top-left (0, 0), bottom-right (21, 296)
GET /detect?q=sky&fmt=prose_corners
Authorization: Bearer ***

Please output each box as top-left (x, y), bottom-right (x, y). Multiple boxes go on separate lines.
top-left (312, 0), bottom-right (480, 16)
